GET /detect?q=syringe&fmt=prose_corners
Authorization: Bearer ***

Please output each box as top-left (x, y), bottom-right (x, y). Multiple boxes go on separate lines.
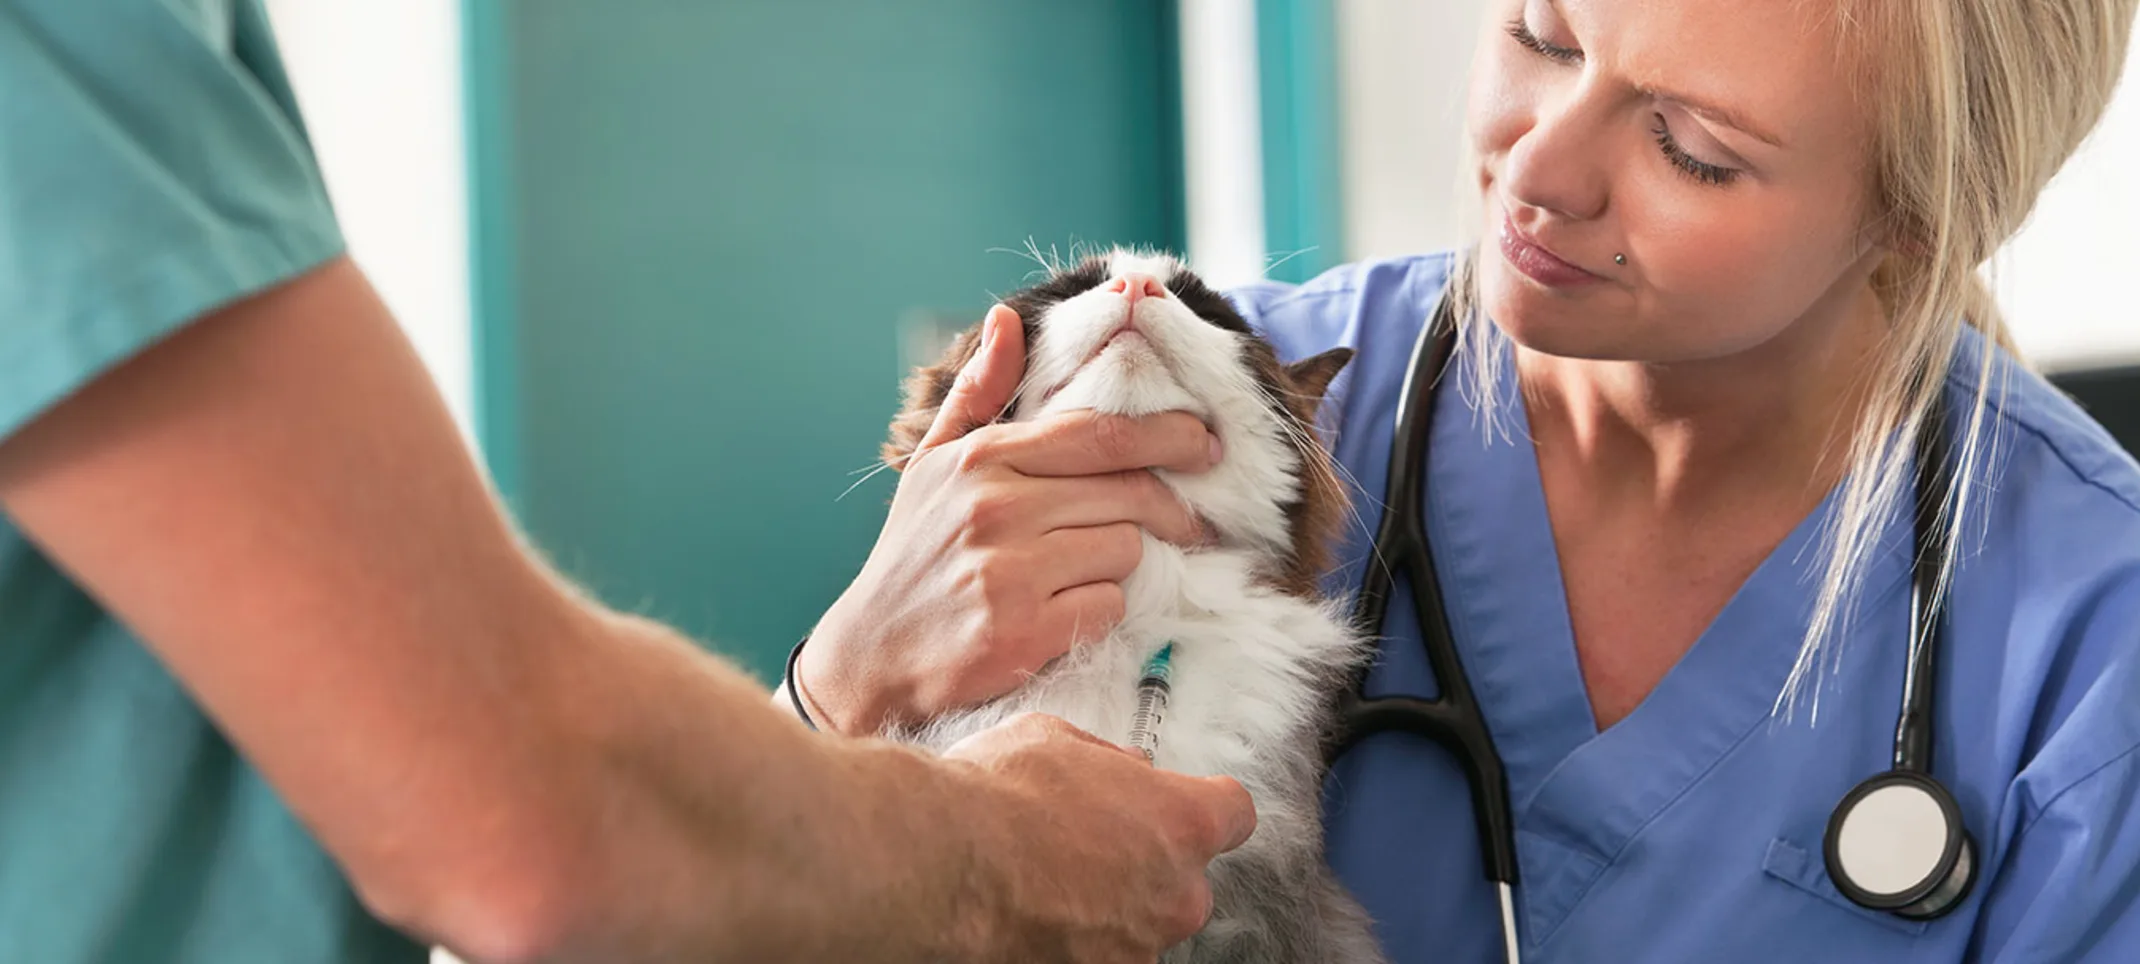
top-left (1126, 642), bottom-right (1175, 762)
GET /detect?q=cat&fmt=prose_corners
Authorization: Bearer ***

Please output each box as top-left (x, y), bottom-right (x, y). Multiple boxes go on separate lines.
top-left (879, 248), bottom-right (1387, 964)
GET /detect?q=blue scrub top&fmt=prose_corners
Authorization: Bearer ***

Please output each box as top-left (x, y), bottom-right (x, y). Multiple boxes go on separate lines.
top-left (0, 2), bottom-right (422, 961)
top-left (1234, 253), bottom-right (2140, 963)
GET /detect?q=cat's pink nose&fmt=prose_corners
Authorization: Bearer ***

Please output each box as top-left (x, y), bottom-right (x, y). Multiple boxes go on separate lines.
top-left (1108, 273), bottom-right (1168, 308)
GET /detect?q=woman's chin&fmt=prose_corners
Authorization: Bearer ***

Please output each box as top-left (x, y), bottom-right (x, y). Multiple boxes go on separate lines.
top-left (1478, 259), bottom-right (1638, 361)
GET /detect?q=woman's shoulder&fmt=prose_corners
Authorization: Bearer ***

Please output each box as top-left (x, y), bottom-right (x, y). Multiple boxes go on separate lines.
top-left (1959, 332), bottom-right (2140, 515)
top-left (1956, 331), bottom-right (2140, 546)
top-left (1951, 331), bottom-right (2140, 805)
top-left (1224, 250), bottom-right (1459, 314)
top-left (1222, 251), bottom-right (1460, 363)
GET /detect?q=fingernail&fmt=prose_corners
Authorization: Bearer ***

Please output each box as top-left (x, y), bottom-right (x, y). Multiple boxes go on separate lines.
top-left (1208, 433), bottom-right (1224, 465)
top-left (979, 308), bottom-right (999, 353)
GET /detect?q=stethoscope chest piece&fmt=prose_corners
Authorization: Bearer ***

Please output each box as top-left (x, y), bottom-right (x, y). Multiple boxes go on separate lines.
top-left (1823, 769), bottom-right (1978, 920)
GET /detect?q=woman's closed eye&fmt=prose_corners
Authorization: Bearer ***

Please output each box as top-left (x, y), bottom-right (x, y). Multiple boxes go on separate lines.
top-left (1652, 115), bottom-right (1742, 186)
top-left (1506, 18), bottom-right (1581, 65)
top-left (1507, 13), bottom-right (1745, 188)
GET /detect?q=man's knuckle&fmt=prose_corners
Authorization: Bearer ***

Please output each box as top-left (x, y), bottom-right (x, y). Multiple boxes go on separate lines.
top-left (973, 552), bottom-right (1017, 599)
top-left (945, 637), bottom-right (992, 680)
top-left (1167, 884), bottom-right (1213, 938)
top-left (990, 622), bottom-right (1034, 662)
top-left (963, 491), bottom-right (1016, 538)
top-left (955, 434), bottom-right (1002, 474)
top-left (976, 587), bottom-right (1037, 645)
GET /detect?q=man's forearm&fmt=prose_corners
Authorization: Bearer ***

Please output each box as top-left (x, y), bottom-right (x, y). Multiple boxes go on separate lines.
top-left (0, 256), bottom-right (997, 964)
top-left (509, 606), bottom-right (996, 963)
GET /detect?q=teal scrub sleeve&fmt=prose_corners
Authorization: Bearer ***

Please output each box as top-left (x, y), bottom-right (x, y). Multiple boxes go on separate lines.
top-left (0, 0), bottom-right (345, 443)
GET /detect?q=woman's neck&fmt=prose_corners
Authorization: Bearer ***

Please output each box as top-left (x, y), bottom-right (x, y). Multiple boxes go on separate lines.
top-left (1516, 271), bottom-right (1887, 520)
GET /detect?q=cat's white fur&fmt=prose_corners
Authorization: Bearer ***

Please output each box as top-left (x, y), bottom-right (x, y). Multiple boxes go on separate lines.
top-left (914, 247), bottom-right (1357, 783)
top-left (904, 250), bottom-right (1383, 963)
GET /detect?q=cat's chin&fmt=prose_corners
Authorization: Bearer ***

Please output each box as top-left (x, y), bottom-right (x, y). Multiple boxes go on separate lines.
top-left (1034, 361), bottom-right (1205, 422)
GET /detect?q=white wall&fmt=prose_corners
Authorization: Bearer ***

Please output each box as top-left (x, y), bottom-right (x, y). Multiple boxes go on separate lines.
top-left (1334, 0), bottom-right (1486, 260)
top-left (1179, 0), bottom-right (1272, 290)
top-left (264, 0), bottom-right (475, 435)
top-left (1180, 0), bottom-right (1487, 285)
top-left (1990, 41), bottom-right (2140, 371)
top-left (1330, 2), bottom-right (2140, 372)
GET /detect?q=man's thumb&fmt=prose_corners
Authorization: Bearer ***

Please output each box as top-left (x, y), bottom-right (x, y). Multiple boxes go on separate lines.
top-left (917, 304), bottom-right (1025, 452)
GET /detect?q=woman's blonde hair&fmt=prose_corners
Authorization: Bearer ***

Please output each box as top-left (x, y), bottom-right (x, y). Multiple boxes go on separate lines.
top-left (1448, 0), bottom-right (2137, 714)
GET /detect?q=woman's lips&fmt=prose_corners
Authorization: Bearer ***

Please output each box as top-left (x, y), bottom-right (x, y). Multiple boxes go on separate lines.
top-left (1498, 216), bottom-right (1604, 288)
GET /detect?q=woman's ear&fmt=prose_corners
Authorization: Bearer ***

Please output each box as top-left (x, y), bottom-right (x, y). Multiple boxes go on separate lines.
top-left (1862, 203), bottom-right (1929, 262)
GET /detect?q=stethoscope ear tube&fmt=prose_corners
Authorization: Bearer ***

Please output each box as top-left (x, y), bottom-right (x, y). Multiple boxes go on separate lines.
top-left (1332, 299), bottom-right (1521, 888)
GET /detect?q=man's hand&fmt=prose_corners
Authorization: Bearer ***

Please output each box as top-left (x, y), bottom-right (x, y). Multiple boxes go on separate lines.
top-left (941, 713), bottom-right (1256, 963)
top-left (795, 306), bottom-right (1220, 733)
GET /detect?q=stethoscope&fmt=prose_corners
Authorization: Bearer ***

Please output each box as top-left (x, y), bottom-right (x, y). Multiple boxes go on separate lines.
top-left (1329, 293), bottom-right (1978, 963)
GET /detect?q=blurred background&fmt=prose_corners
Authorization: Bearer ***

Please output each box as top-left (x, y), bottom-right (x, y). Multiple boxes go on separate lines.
top-left (263, 0), bottom-right (2140, 684)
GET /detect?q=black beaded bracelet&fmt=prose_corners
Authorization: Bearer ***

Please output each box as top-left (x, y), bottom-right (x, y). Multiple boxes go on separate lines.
top-left (782, 635), bottom-right (818, 731)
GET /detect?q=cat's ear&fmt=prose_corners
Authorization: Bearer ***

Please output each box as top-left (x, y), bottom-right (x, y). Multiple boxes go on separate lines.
top-left (1285, 347), bottom-right (1354, 419)
top-left (882, 324), bottom-right (985, 470)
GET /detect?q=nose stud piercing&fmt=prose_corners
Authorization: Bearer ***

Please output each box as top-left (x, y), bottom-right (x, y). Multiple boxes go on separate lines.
top-left (1614, 253), bottom-right (1627, 266)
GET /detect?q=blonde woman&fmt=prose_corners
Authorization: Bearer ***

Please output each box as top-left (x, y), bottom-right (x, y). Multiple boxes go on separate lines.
top-left (801, 0), bottom-right (2140, 959)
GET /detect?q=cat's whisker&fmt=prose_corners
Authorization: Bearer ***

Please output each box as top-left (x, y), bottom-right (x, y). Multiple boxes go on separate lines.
top-left (835, 459), bottom-right (901, 502)
top-left (1261, 247), bottom-right (1321, 279)
top-left (1259, 383), bottom-right (1389, 577)
top-left (1258, 377), bottom-right (1388, 532)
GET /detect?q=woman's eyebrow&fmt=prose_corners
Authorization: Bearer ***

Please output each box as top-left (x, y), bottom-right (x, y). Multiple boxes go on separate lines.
top-left (1544, 0), bottom-right (1789, 149)
top-left (1646, 87), bottom-right (1786, 148)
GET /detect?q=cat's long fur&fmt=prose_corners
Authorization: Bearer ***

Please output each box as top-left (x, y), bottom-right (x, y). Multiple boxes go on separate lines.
top-left (881, 249), bottom-right (1386, 964)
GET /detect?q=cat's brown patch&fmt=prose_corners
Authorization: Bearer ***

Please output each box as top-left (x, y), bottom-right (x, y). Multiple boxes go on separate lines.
top-left (1247, 343), bottom-right (1355, 597)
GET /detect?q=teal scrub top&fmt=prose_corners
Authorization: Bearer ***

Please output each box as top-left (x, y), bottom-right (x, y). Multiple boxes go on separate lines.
top-left (0, 1), bottom-right (425, 960)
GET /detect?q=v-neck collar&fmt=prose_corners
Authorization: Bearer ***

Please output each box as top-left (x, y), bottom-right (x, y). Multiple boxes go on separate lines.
top-left (1423, 344), bottom-right (1916, 943)
top-left (1422, 349), bottom-right (1596, 804)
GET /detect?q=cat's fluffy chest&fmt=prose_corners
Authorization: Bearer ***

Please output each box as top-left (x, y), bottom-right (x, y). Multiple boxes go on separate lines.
top-left (911, 537), bottom-right (1362, 783)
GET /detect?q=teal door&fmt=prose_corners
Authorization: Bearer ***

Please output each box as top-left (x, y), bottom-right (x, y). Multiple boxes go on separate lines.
top-left (466, 1), bottom-right (1184, 679)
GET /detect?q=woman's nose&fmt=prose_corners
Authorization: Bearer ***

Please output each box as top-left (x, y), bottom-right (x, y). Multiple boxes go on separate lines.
top-left (1108, 272), bottom-right (1169, 308)
top-left (1501, 96), bottom-right (1612, 223)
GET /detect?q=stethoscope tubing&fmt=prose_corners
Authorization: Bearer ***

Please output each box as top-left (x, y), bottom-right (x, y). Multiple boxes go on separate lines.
top-left (1328, 289), bottom-right (1972, 957)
